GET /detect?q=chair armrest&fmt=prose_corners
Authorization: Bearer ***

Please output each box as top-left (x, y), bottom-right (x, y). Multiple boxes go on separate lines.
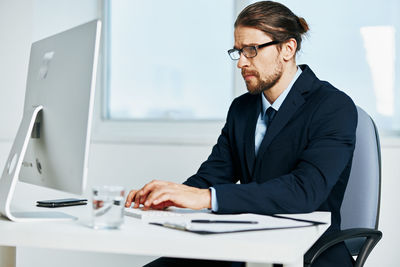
top-left (304, 228), bottom-right (382, 267)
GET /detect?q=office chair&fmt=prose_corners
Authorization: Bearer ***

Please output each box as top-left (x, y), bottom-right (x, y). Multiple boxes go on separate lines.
top-left (304, 106), bottom-right (383, 267)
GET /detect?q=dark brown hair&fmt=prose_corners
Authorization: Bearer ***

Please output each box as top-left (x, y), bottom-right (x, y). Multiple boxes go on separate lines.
top-left (235, 1), bottom-right (309, 52)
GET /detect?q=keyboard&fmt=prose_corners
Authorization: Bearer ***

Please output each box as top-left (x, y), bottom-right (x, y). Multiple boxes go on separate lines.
top-left (124, 207), bottom-right (210, 221)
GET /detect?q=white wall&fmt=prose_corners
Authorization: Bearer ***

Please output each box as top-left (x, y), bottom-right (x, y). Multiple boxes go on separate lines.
top-left (366, 142), bottom-right (400, 267)
top-left (0, 0), bottom-right (399, 266)
top-left (0, 0), bottom-right (32, 140)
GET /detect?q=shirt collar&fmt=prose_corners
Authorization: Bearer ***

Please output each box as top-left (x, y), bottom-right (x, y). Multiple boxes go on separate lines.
top-left (261, 66), bottom-right (302, 117)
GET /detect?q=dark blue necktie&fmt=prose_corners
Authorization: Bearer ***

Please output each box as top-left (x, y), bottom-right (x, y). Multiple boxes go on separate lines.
top-left (265, 107), bottom-right (276, 128)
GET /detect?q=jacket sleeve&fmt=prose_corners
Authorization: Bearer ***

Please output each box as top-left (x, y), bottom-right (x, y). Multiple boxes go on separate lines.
top-left (213, 91), bottom-right (357, 214)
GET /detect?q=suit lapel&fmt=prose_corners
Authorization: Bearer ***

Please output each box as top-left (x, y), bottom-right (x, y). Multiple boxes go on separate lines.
top-left (254, 82), bottom-right (306, 171)
top-left (254, 65), bottom-right (316, 168)
top-left (243, 64), bottom-right (316, 179)
top-left (244, 96), bottom-right (262, 178)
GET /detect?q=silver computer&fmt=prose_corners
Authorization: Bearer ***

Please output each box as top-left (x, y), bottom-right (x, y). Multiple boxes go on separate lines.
top-left (0, 20), bottom-right (101, 221)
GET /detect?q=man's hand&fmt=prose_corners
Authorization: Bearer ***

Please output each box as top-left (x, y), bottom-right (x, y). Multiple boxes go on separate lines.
top-left (124, 180), bottom-right (211, 210)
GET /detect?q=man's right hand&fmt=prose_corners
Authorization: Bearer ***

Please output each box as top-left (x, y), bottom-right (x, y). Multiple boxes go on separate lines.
top-left (124, 180), bottom-right (211, 210)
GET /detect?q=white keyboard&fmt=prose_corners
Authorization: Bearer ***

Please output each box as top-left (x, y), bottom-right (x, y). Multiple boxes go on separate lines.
top-left (124, 207), bottom-right (210, 221)
top-left (124, 208), bottom-right (184, 219)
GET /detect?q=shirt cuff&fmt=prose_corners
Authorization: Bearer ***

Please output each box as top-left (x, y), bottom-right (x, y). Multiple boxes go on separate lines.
top-left (210, 187), bottom-right (218, 212)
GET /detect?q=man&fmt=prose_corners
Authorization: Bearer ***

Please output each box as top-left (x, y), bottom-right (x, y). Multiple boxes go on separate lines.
top-left (125, 1), bottom-right (357, 266)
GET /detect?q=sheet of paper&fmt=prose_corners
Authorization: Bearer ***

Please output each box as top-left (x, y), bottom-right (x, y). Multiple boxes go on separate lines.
top-left (185, 214), bottom-right (312, 233)
top-left (136, 208), bottom-right (317, 233)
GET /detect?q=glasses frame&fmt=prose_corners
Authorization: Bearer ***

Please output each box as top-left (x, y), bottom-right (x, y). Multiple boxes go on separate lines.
top-left (227, 40), bottom-right (280, 60)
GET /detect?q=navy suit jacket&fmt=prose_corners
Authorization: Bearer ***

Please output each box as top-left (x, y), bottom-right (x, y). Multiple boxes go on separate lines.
top-left (184, 65), bottom-right (357, 266)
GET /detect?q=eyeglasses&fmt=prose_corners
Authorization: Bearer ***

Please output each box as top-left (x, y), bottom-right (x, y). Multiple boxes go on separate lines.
top-left (227, 40), bottom-right (280, 60)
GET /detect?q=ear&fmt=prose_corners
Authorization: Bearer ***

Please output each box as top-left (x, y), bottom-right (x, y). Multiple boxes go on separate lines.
top-left (281, 38), bottom-right (297, 61)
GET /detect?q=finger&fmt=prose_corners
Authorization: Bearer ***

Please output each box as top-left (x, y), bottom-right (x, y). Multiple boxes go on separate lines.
top-left (140, 180), bottom-right (163, 197)
top-left (145, 182), bottom-right (187, 209)
top-left (135, 188), bottom-right (152, 208)
top-left (137, 180), bottom-right (164, 208)
top-left (134, 189), bottom-right (143, 208)
top-left (125, 190), bottom-right (138, 207)
top-left (139, 191), bottom-right (147, 207)
top-left (144, 188), bottom-right (176, 210)
top-left (151, 193), bottom-right (171, 206)
top-left (142, 188), bottom-right (167, 210)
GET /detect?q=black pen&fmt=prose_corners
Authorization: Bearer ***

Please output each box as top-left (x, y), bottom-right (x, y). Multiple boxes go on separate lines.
top-left (191, 219), bottom-right (258, 224)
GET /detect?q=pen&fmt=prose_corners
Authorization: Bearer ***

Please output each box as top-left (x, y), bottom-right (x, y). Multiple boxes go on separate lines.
top-left (191, 219), bottom-right (258, 224)
top-left (149, 222), bottom-right (188, 231)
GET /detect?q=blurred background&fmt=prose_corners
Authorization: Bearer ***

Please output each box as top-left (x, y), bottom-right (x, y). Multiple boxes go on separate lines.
top-left (0, 0), bottom-right (399, 266)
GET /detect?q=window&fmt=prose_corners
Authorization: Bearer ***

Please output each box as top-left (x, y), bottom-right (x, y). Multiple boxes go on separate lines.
top-left (100, 0), bottom-right (400, 145)
top-left (275, 0), bottom-right (400, 135)
top-left (104, 0), bottom-right (235, 121)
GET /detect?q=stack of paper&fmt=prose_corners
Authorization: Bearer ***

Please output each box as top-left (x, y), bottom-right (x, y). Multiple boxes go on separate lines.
top-left (125, 207), bottom-right (324, 234)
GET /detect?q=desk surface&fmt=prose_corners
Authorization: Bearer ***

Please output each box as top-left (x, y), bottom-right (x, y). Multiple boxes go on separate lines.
top-left (0, 182), bottom-right (331, 265)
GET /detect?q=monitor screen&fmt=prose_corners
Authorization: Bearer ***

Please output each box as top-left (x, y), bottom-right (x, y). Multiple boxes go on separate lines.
top-left (0, 20), bottom-right (101, 221)
top-left (19, 20), bottom-right (101, 194)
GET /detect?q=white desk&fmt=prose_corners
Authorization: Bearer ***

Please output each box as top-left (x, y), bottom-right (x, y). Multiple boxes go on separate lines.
top-left (0, 182), bottom-right (330, 267)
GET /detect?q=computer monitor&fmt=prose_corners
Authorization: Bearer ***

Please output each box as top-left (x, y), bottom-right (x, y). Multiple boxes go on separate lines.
top-left (0, 20), bottom-right (101, 222)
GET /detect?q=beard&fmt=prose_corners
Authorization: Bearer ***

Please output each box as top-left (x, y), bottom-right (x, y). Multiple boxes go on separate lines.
top-left (242, 60), bottom-right (283, 95)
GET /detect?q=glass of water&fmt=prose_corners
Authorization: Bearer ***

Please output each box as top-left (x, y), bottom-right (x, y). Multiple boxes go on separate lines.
top-left (92, 185), bottom-right (125, 230)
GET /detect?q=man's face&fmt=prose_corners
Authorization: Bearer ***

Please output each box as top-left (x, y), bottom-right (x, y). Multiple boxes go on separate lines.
top-left (234, 26), bottom-right (283, 95)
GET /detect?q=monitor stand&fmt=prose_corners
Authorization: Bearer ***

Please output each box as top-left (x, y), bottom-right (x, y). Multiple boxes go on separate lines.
top-left (0, 105), bottom-right (76, 222)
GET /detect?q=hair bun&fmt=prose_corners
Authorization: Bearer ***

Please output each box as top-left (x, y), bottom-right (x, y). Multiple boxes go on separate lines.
top-left (298, 17), bottom-right (309, 33)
